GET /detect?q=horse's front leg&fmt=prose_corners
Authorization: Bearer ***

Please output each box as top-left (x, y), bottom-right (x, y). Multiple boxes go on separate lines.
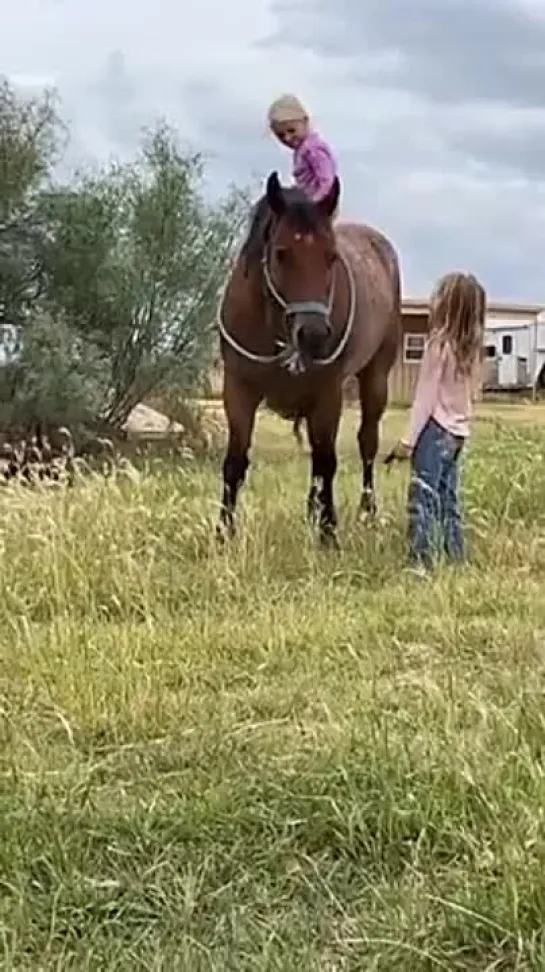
top-left (358, 425), bottom-right (378, 519)
top-left (356, 360), bottom-right (390, 519)
top-left (306, 386), bottom-right (342, 548)
top-left (217, 372), bottom-right (260, 542)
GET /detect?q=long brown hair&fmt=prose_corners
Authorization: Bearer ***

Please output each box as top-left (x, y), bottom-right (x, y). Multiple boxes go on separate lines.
top-left (428, 271), bottom-right (486, 376)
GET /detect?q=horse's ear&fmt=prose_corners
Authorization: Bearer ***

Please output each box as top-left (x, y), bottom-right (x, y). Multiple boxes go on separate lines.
top-left (266, 171), bottom-right (284, 215)
top-left (317, 177), bottom-right (341, 220)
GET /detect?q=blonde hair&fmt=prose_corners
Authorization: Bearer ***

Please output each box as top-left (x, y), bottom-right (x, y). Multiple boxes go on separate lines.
top-left (267, 94), bottom-right (308, 126)
top-left (428, 271), bottom-right (486, 376)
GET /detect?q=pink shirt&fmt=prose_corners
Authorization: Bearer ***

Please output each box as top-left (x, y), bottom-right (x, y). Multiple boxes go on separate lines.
top-left (402, 338), bottom-right (474, 449)
top-left (292, 130), bottom-right (338, 202)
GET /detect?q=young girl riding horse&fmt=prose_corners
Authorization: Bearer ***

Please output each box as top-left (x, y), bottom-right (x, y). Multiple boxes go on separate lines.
top-left (242, 94), bottom-right (339, 266)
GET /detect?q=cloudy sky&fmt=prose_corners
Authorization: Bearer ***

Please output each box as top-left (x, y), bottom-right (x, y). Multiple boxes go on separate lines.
top-left (3, 0), bottom-right (545, 300)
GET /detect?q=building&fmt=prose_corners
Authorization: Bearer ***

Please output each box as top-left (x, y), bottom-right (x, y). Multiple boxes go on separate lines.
top-left (391, 298), bottom-right (545, 402)
top-left (209, 297), bottom-right (545, 403)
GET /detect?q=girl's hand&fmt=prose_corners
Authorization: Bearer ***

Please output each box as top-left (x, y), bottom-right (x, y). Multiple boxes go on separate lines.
top-left (394, 440), bottom-right (412, 460)
top-left (384, 441), bottom-right (412, 466)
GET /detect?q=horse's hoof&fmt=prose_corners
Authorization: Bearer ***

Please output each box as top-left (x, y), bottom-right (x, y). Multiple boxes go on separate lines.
top-left (319, 528), bottom-right (340, 551)
top-left (358, 491), bottom-right (377, 523)
top-left (215, 521), bottom-right (235, 545)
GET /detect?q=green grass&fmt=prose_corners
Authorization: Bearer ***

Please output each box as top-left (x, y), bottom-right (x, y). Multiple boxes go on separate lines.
top-left (2, 405), bottom-right (545, 970)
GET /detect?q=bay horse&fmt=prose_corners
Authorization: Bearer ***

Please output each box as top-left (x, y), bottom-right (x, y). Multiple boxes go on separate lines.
top-left (216, 171), bottom-right (402, 546)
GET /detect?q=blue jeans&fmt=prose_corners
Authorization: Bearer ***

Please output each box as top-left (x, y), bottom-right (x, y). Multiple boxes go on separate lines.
top-left (408, 418), bottom-right (465, 569)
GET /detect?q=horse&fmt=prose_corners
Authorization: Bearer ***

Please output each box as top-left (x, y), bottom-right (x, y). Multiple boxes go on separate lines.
top-left (216, 171), bottom-right (402, 547)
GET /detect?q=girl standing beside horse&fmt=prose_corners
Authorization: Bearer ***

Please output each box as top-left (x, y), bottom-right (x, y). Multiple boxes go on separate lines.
top-left (389, 271), bottom-right (486, 572)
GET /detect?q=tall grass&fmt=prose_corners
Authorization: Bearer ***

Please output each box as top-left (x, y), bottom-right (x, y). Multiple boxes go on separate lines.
top-left (2, 409), bottom-right (545, 970)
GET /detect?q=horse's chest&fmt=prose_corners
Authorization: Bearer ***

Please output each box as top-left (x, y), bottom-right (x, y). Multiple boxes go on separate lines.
top-left (257, 369), bottom-right (337, 419)
top-left (261, 371), bottom-right (311, 410)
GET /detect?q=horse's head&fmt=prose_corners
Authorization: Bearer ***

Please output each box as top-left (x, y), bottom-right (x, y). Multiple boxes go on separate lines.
top-left (265, 171), bottom-right (340, 360)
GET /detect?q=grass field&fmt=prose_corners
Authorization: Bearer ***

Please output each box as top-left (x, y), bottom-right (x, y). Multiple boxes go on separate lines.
top-left (2, 403), bottom-right (545, 970)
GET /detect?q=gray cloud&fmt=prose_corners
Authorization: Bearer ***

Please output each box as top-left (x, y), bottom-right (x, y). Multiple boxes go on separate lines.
top-left (253, 0), bottom-right (545, 297)
top-left (267, 0), bottom-right (545, 108)
top-left (262, 0), bottom-right (545, 183)
top-left (2, 0), bottom-right (545, 300)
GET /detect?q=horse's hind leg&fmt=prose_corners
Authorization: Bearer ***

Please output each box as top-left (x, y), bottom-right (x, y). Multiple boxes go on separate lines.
top-left (306, 385), bottom-right (342, 548)
top-left (356, 354), bottom-right (391, 519)
top-left (217, 373), bottom-right (260, 541)
top-left (293, 413), bottom-right (305, 448)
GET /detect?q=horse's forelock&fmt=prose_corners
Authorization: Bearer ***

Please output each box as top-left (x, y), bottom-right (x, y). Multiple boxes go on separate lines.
top-left (278, 188), bottom-right (322, 234)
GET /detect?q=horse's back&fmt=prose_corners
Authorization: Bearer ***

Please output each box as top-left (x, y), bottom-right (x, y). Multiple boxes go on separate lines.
top-left (334, 221), bottom-right (401, 375)
top-left (335, 221), bottom-right (399, 290)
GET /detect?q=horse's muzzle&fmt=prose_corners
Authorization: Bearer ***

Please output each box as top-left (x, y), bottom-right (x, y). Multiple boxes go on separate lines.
top-left (285, 300), bottom-right (332, 358)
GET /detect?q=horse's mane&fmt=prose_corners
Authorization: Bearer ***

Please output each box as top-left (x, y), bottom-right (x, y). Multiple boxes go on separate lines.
top-left (241, 187), bottom-right (324, 270)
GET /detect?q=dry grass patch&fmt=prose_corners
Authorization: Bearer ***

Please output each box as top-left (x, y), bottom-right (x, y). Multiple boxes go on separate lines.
top-left (1, 408), bottom-right (545, 970)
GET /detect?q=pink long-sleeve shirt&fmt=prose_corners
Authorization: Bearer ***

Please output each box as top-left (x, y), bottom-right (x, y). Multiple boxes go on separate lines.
top-left (402, 338), bottom-right (474, 449)
top-left (292, 131), bottom-right (338, 202)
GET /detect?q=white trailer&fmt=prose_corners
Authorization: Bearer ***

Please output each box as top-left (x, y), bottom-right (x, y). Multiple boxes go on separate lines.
top-left (483, 312), bottom-right (545, 392)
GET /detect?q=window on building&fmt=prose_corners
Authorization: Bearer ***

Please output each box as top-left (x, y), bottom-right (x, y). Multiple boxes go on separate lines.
top-left (403, 333), bottom-right (425, 363)
top-left (484, 345), bottom-right (496, 358)
top-left (502, 334), bottom-right (513, 355)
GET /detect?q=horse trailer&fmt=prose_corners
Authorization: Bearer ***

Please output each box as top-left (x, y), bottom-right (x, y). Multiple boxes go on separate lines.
top-left (392, 298), bottom-right (545, 402)
top-left (482, 313), bottom-right (545, 393)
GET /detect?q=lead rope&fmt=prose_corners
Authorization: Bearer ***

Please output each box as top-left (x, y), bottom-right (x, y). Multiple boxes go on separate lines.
top-left (217, 249), bottom-right (356, 370)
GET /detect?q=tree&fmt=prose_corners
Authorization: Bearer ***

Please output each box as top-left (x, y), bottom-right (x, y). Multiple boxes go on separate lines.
top-left (2, 312), bottom-right (108, 430)
top-left (0, 81), bottom-right (248, 434)
top-left (42, 121), bottom-right (249, 427)
top-left (0, 79), bottom-right (62, 348)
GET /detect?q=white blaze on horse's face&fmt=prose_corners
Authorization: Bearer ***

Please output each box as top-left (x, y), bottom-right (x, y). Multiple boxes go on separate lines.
top-left (264, 171), bottom-right (341, 360)
top-left (272, 226), bottom-right (337, 359)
